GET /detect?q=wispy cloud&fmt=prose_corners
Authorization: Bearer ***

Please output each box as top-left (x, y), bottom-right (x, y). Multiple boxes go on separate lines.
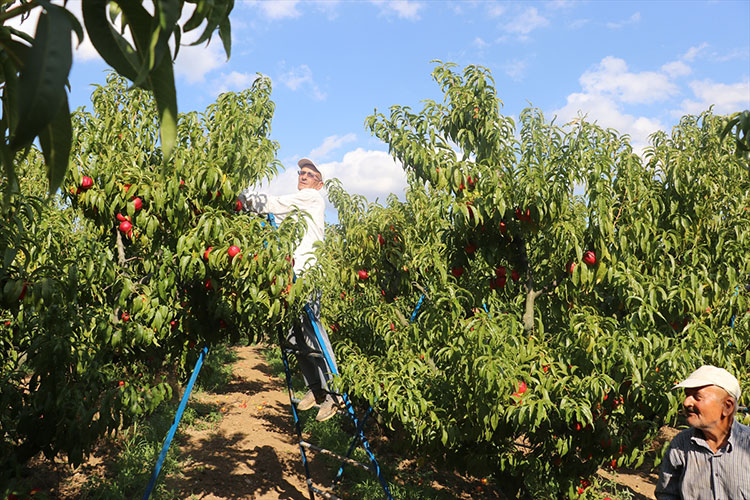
top-left (309, 134), bottom-right (358, 160)
top-left (661, 61), bottom-right (691, 78)
top-left (255, 0), bottom-right (301, 20)
top-left (213, 71), bottom-right (259, 95)
top-left (683, 43), bottom-right (709, 62)
top-left (278, 64), bottom-right (327, 101)
top-left (370, 0), bottom-right (424, 21)
top-left (710, 47), bottom-right (750, 63)
top-left (606, 11), bottom-right (640, 29)
top-left (474, 37), bottom-right (489, 49)
top-left (547, 0), bottom-right (576, 9)
top-left (503, 58), bottom-right (529, 81)
top-left (569, 18), bottom-right (590, 29)
top-left (504, 7), bottom-right (549, 38)
top-left (487, 3), bottom-right (505, 18)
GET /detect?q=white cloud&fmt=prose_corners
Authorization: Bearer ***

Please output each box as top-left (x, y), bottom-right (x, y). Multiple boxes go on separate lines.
top-left (569, 18), bottom-right (590, 29)
top-left (254, 149), bottom-right (407, 205)
top-left (174, 38), bottom-right (227, 84)
top-left (487, 3), bottom-right (505, 18)
top-left (370, 0), bottom-right (424, 20)
top-left (547, 0), bottom-right (575, 8)
top-left (74, 36), bottom-right (102, 62)
top-left (320, 149), bottom-right (407, 201)
top-left (312, 0), bottom-right (342, 20)
top-left (579, 56), bottom-right (678, 104)
top-left (503, 59), bottom-right (528, 81)
top-left (661, 60), bottom-right (691, 78)
top-left (678, 78), bottom-right (750, 115)
top-left (683, 43), bottom-right (709, 62)
top-left (309, 134), bottom-right (358, 160)
top-left (474, 37), bottom-right (489, 49)
top-left (551, 92), bottom-right (664, 153)
top-left (606, 11), bottom-right (640, 29)
top-left (212, 71), bottom-right (258, 95)
top-left (278, 64), bottom-right (327, 101)
top-left (711, 47), bottom-right (750, 63)
top-left (504, 7), bottom-right (549, 37)
top-left (61, 1), bottom-right (102, 63)
top-left (256, 0), bottom-right (301, 20)
top-left (6, 2), bottom-right (103, 63)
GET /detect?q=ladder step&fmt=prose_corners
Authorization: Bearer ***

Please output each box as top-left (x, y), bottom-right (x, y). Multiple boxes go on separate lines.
top-left (310, 484), bottom-right (343, 500)
top-left (300, 440), bottom-right (372, 472)
top-left (283, 347), bottom-right (325, 358)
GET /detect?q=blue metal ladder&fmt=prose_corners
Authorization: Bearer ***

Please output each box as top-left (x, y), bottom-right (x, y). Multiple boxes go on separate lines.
top-left (278, 307), bottom-right (394, 500)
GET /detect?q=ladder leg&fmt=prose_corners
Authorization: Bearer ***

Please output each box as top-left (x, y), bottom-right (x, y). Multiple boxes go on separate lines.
top-left (340, 394), bottom-right (394, 500)
top-left (278, 328), bottom-right (316, 500)
top-left (333, 404), bottom-right (374, 485)
top-left (302, 305), bottom-right (393, 500)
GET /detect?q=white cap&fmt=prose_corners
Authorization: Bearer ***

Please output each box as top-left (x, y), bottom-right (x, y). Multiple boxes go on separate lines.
top-left (674, 365), bottom-right (741, 401)
top-left (297, 158), bottom-right (321, 175)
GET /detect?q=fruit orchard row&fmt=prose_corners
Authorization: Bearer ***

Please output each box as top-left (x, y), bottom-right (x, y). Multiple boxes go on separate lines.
top-left (312, 64), bottom-right (749, 497)
top-left (1, 65), bottom-right (748, 499)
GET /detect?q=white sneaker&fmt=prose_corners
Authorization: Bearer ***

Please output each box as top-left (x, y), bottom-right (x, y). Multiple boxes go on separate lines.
top-left (315, 395), bottom-right (340, 422)
top-left (296, 390), bottom-right (317, 411)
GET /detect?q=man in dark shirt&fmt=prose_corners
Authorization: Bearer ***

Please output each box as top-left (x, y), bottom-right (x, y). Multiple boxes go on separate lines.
top-left (655, 365), bottom-right (749, 499)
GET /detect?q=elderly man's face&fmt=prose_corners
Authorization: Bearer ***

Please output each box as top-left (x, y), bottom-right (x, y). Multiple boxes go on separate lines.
top-left (297, 166), bottom-right (323, 191)
top-left (682, 385), bottom-right (731, 430)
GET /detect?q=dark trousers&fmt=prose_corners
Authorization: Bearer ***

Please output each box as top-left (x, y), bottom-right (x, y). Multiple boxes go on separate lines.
top-left (287, 293), bottom-right (338, 396)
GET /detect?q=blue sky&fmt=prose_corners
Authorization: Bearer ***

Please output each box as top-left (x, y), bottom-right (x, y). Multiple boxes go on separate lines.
top-left (13, 1), bottom-right (750, 207)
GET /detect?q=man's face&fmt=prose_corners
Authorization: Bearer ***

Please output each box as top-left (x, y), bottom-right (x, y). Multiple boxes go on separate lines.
top-left (297, 166), bottom-right (323, 191)
top-left (682, 385), bottom-right (731, 431)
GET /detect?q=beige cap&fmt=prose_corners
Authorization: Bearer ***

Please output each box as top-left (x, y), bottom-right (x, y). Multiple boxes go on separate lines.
top-left (298, 158), bottom-right (321, 175)
top-left (674, 365), bottom-right (741, 401)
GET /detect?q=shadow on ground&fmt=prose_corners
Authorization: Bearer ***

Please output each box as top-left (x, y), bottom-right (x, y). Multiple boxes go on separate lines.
top-left (167, 429), bottom-right (309, 500)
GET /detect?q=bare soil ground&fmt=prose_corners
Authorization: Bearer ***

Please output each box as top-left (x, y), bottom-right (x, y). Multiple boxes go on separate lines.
top-left (164, 345), bottom-right (314, 499)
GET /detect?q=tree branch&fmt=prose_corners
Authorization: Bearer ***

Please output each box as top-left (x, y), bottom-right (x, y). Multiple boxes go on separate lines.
top-left (116, 231), bottom-right (125, 266)
top-left (411, 281), bottom-right (431, 301)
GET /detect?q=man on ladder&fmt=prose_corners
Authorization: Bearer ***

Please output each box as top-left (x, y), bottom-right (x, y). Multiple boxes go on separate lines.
top-left (238, 158), bottom-right (342, 422)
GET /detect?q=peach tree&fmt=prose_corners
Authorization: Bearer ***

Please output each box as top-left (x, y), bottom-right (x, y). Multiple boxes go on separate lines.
top-left (0, 0), bottom-right (234, 199)
top-left (313, 63), bottom-right (749, 498)
top-left (0, 74), bottom-right (308, 485)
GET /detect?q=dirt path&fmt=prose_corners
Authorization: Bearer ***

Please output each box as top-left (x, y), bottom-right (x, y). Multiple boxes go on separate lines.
top-left (167, 345), bottom-right (313, 500)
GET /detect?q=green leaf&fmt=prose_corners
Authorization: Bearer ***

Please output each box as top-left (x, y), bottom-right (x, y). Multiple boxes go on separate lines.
top-left (38, 93), bottom-right (72, 195)
top-left (188, 0), bottom-right (229, 47)
top-left (595, 262), bottom-right (607, 284)
top-left (183, 0), bottom-right (210, 32)
top-left (82, 0), bottom-right (140, 81)
top-left (0, 39), bottom-right (29, 136)
top-left (108, 2), bottom-right (122, 23)
top-left (11, 4), bottom-right (73, 149)
top-left (114, 1), bottom-right (156, 88)
top-left (218, 17), bottom-right (231, 59)
top-left (148, 45), bottom-right (178, 162)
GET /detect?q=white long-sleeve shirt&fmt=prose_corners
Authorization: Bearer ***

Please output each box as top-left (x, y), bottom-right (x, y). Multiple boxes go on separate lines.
top-left (238, 187), bottom-right (325, 276)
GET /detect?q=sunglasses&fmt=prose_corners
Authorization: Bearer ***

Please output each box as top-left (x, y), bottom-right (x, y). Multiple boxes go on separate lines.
top-left (298, 170), bottom-right (321, 181)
